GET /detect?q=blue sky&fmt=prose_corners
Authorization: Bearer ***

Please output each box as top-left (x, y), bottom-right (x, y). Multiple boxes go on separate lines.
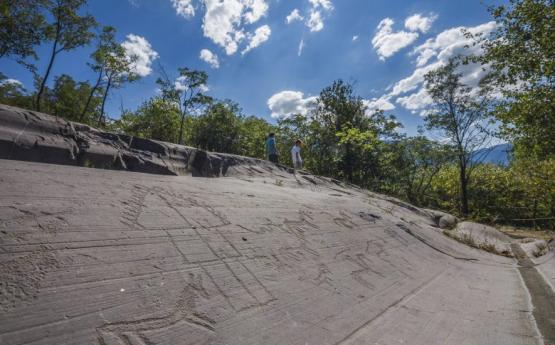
top-left (0, 0), bottom-right (505, 136)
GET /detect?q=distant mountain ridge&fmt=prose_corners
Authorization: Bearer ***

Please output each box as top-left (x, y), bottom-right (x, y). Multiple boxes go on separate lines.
top-left (472, 143), bottom-right (512, 165)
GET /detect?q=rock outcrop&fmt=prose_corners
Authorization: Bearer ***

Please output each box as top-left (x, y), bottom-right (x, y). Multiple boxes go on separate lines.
top-left (1, 104), bottom-right (554, 345)
top-left (0, 104), bottom-right (279, 177)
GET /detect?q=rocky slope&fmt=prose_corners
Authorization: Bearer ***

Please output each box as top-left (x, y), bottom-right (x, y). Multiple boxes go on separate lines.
top-left (0, 105), bottom-right (554, 345)
top-left (0, 104), bottom-right (279, 177)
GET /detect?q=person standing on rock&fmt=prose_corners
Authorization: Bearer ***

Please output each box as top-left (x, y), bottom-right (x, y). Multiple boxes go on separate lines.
top-left (291, 139), bottom-right (303, 170)
top-left (266, 133), bottom-right (279, 164)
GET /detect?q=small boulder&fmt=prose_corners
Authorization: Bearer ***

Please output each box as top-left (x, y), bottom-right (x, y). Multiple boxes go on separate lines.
top-left (424, 209), bottom-right (458, 229)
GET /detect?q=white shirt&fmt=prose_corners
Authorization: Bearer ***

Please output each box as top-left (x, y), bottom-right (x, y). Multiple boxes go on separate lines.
top-left (291, 145), bottom-right (302, 162)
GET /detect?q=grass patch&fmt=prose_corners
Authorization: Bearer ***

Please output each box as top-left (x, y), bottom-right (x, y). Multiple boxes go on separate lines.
top-left (498, 225), bottom-right (555, 241)
top-left (82, 159), bottom-right (94, 168)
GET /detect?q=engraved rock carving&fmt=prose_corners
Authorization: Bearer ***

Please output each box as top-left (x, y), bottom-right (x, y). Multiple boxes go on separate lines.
top-left (313, 263), bottom-right (334, 289)
top-left (96, 274), bottom-right (216, 345)
top-left (333, 210), bottom-right (359, 229)
top-left (158, 190), bottom-right (275, 313)
top-left (0, 205), bottom-right (71, 238)
top-left (120, 185), bottom-right (149, 230)
top-left (0, 247), bottom-right (59, 312)
top-left (341, 253), bottom-right (386, 290)
top-left (282, 210), bottom-right (320, 241)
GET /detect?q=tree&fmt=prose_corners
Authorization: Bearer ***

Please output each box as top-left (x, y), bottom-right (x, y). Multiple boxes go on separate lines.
top-left (190, 101), bottom-right (243, 153)
top-left (0, 73), bottom-right (34, 109)
top-left (0, 0), bottom-right (46, 63)
top-left (308, 80), bottom-right (401, 185)
top-left (38, 74), bottom-right (99, 121)
top-left (424, 58), bottom-right (492, 216)
top-left (80, 26), bottom-right (118, 122)
top-left (35, 0), bottom-right (97, 111)
top-left (96, 36), bottom-right (138, 126)
top-left (312, 80), bottom-right (368, 180)
top-left (276, 114), bottom-right (311, 167)
top-left (390, 135), bottom-right (453, 205)
top-left (476, 0), bottom-right (555, 159)
top-left (157, 67), bottom-right (212, 144)
top-left (114, 97), bottom-right (181, 142)
top-left (238, 116), bottom-right (275, 159)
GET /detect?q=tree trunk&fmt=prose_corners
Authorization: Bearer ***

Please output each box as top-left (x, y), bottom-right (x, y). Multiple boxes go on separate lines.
top-left (459, 157), bottom-right (469, 216)
top-left (35, 39), bottom-right (58, 112)
top-left (98, 75), bottom-right (112, 127)
top-left (178, 112), bottom-right (185, 145)
top-left (81, 67), bottom-right (103, 122)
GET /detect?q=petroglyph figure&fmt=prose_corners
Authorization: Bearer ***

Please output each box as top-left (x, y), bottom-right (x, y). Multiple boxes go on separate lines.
top-left (0, 248), bottom-right (59, 312)
top-left (313, 263), bottom-right (334, 289)
top-left (96, 274), bottom-right (215, 345)
top-left (342, 253), bottom-right (386, 290)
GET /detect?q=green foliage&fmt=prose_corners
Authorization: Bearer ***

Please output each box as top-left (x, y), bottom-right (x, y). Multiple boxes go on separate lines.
top-left (1, 0), bottom-right (553, 231)
top-left (190, 101), bottom-right (243, 153)
top-left (430, 159), bottom-right (555, 228)
top-left (0, 73), bottom-right (101, 123)
top-left (35, 0), bottom-right (97, 111)
top-left (113, 97), bottom-right (181, 142)
top-left (42, 74), bottom-right (101, 122)
top-left (238, 116), bottom-right (276, 159)
top-left (424, 58), bottom-right (492, 215)
top-left (0, 73), bottom-right (34, 109)
top-left (276, 80), bottom-right (401, 187)
top-left (478, 0), bottom-right (555, 159)
top-left (310, 80), bottom-right (369, 180)
top-left (157, 67), bottom-right (212, 144)
top-left (84, 25), bottom-right (129, 124)
top-left (385, 136), bottom-right (453, 205)
top-left (0, 0), bottom-right (46, 62)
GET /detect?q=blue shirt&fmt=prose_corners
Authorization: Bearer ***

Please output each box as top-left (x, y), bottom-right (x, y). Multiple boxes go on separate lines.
top-left (266, 137), bottom-right (277, 155)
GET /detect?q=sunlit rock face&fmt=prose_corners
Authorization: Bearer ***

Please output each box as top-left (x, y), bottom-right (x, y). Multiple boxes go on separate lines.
top-left (0, 104), bottom-right (552, 345)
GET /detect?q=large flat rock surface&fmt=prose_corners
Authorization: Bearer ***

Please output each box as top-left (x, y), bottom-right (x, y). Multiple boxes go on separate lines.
top-left (0, 159), bottom-right (548, 345)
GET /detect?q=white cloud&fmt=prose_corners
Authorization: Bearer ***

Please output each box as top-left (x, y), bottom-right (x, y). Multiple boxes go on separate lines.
top-left (267, 90), bottom-right (318, 118)
top-left (243, 0), bottom-right (268, 24)
top-left (306, 10), bottom-right (324, 32)
top-left (389, 61), bottom-right (441, 96)
top-left (121, 34), bottom-right (159, 77)
top-left (199, 84), bottom-right (210, 93)
top-left (174, 76), bottom-right (188, 92)
top-left (309, 0), bottom-right (333, 11)
top-left (286, 8), bottom-right (303, 23)
top-left (171, 0), bottom-right (195, 18)
top-left (363, 96), bottom-right (396, 113)
top-left (372, 18), bottom-right (419, 60)
top-left (0, 78), bottom-right (23, 86)
top-left (242, 25), bottom-right (271, 54)
top-left (404, 14), bottom-right (437, 33)
top-left (202, 0), bottom-right (245, 55)
top-left (199, 48), bottom-right (220, 68)
top-left (298, 38), bottom-right (304, 56)
top-left (370, 21), bottom-right (497, 115)
top-left (284, 1), bottom-right (333, 33)
top-left (352, 35), bottom-right (359, 42)
top-left (305, 0), bottom-right (333, 32)
top-left (396, 88), bottom-right (433, 114)
top-left (412, 21), bottom-right (496, 66)
top-left (175, 75), bottom-right (209, 93)
top-left (201, 0), bottom-right (270, 55)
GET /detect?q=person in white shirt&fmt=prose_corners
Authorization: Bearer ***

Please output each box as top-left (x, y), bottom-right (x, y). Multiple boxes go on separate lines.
top-left (291, 139), bottom-right (303, 170)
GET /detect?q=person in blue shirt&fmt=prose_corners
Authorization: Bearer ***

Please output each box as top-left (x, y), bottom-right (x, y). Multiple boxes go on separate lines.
top-left (265, 133), bottom-right (279, 163)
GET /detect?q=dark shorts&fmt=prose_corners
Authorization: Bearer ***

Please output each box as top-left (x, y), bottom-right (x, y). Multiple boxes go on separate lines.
top-left (269, 154), bottom-right (279, 164)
